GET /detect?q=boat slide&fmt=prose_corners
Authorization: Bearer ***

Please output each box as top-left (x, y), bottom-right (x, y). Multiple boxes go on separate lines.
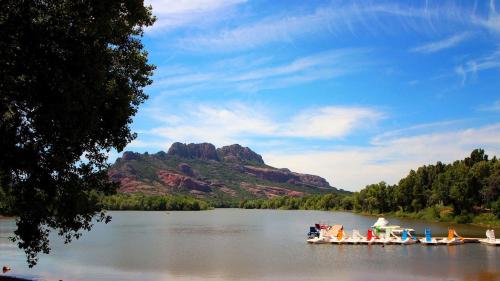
top-left (479, 229), bottom-right (500, 246)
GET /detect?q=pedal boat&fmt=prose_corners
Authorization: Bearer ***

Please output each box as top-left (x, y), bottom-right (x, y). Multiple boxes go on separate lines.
top-left (356, 229), bottom-right (377, 244)
top-left (479, 229), bottom-right (500, 246)
top-left (346, 229), bottom-right (365, 244)
top-left (377, 228), bottom-right (395, 245)
top-left (419, 228), bottom-right (439, 245)
top-left (392, 229), bottom-right (418, 245)
top-left (307, 229), bottom-right (330, 244)
top-left (329, 228), bottom-right (348, 244)
top-left (438, 228), bottom-right (464, 245)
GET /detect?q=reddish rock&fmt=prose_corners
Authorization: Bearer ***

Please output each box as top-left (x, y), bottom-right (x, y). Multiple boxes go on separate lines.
top-left (108, 142), bottom-right (336, 199)
top-left (178, 163), bottom-right (194, 176)
top-left (243, 166), bottom-right (293, 182)
top-left (157, 170), bottom-right (212, 193)
top-left (219, 187), bottom-right (237, 197)
top-left (240, 183), bottom-right (304, 198)
top-left (243, 165), bottom-right (330, 188)
top-left (297, 174), bottom-right (330, 188)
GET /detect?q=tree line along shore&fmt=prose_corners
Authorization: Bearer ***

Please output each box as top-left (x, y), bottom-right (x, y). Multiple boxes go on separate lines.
top-left (240, 149), bottom-right (500, 227)
top-left (1, 149), bottom-right (499, 226)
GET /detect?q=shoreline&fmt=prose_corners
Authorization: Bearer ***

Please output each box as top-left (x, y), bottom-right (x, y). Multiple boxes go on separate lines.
top-left (0, 215), bottom-right (15, 219)
top-left (0, 276), bottom-right (31, 281)
top-left (3, 208), bottom-right (499, 229)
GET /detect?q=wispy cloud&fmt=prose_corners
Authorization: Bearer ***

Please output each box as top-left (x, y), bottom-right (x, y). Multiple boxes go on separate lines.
top-left (455, 47), bottom-right (500, 84)
top-left (478, 100), bottom-right (500, 112)
top-left (175, 2), bottom-right (478, 52)
top-left (411, 32), bottom-right (470, 54)
top-left (472, 0), bottom-right (500, 34)
top-left (150, 49), bottom-right (369, 96)
top-left (265, 123), bottom-right (500, 191)
top-left (137, 102), bottom-right (383, 149)
top-left (145, 0), bottom-right (246, 33)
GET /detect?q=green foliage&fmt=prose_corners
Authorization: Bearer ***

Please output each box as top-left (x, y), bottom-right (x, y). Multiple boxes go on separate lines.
top-left (492, 198), bottom-right (500, 219)
top-left (0, 0), bottom-right (154, 266)
top-left (100, 194), bottom-right (211, 211)
top-left (240, 149), bottom-right (500, 226)
top-left (240, 193), bottom-right (344, 211)
top-left (0, 184), bottom-right (14, 215)
top-left (351, 149), bottom-right (499, 217)
top-left (473, 213), bottom-right (500, 227)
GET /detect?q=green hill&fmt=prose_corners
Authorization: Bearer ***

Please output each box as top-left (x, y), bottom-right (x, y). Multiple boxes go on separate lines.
top-left (108, 142), bottom-right (343, 202)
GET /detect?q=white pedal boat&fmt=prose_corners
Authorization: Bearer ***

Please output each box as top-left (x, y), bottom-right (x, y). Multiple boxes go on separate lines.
top-left (419, 228), bottom-right (440, 245)
top-left (352, 229), bottom-right (377, 244)
top-left (479, 229), bottom-right (500, 246)
top-left (346, 229), bottom-right (367, 244)
top-left (377, 229), bottom-right (395, 245)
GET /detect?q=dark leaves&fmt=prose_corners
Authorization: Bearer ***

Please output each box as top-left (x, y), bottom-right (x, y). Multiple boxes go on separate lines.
top-left (0, 0), bottom-right (154, 266)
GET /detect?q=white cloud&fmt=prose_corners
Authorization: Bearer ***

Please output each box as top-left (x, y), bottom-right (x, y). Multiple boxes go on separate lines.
top-left (455, 47), bottom-right (500, 84)
top-left (282, 107), bottom-right (383, 139)
top-left (265, 123), bottom-right (500, 191)
top-left (146, 1), bottom-right (498, 49)
top-left (478, 100), bottom-right (500, 112)
top-left (139, 102), bottom-right (383, 148)
top-left (145, 0), bottom-right (246, 33)
top-left (472, 0), bottom-right (500, 33)
top-left (226, 49), bottom-right (362, 82)
top-left (150, 49), bottom-right (369, 96)
top-left (411, 32), bottom-right (470, 54)
top-left (176, 6), bottom-right (331, 51)
top-left (175, 2), bottom-right (476, 52)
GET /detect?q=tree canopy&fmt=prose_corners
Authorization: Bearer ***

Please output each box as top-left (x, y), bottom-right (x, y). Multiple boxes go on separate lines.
top-left (241, 149), bottom-right (500, 225)
top-left (0, 0), bottom-right (154, 266)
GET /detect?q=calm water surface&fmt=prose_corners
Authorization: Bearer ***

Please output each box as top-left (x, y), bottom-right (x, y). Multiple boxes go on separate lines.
top-left (1, 209), bottom-right (499, 281)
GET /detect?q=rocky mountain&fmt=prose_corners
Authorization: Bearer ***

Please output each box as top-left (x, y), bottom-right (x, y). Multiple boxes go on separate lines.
top-left (109, 142), bottom-right (340, 200)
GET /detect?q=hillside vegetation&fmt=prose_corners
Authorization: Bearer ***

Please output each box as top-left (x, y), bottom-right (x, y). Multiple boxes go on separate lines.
top-left (108, 142), bottom-right (341, 203)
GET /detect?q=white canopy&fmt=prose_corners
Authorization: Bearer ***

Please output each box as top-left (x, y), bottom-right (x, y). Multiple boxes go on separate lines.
top-left (372, 217), bottom-right (389, 227)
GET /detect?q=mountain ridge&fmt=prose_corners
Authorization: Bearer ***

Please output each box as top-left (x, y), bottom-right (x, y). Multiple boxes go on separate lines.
top-left (109, 142), bottom-right (342, 200)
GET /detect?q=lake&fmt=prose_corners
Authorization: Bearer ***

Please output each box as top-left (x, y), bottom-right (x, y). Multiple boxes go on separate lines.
top-left (1, 209), bottom-right (499, 281)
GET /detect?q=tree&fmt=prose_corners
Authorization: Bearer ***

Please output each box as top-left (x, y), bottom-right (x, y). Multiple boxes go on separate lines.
top-left (0, 0), bottom-right (154, 266)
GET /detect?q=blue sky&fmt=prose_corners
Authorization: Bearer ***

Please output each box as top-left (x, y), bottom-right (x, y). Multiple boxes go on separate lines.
top-left (121, 0), bottom-right (500, 191)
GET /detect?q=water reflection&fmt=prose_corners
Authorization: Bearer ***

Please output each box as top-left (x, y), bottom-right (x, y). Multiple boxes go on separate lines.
top-left (1, 210), bottom-right (499, 281)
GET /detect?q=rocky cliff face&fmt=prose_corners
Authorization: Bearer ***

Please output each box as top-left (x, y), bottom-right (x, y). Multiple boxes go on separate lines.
top-left (217, 144), bottom-right (264, 164)
top-left (242, 166), bottom-right (330, 188)
top-left (167, 142), bottom-right (219, 161)
top-left (109, 142), bottom-right (338, 199)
